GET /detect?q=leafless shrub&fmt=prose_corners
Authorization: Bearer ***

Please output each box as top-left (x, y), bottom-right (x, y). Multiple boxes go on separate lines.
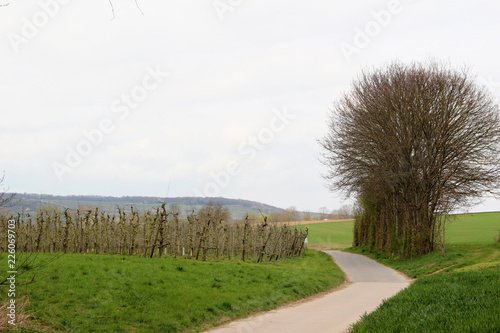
top-left (1, 202), bottom-right (307, 262)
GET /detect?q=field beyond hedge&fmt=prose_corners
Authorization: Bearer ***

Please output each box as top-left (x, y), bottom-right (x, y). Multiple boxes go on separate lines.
top-left (303, 211), bottom-right (500, 249)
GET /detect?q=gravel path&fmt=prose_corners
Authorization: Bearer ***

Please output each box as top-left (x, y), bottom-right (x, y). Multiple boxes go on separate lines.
top-left (205, 251), bottom-right (412, 333)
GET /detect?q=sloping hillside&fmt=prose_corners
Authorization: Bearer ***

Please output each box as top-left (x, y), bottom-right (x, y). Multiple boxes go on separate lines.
top-left (7, 193), bottom-right (285, 220)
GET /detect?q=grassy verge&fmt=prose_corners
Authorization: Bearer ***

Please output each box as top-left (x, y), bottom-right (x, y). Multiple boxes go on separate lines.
top-left (0, 250), bottom-right (344, 333)
top-left (346, 243), bottom-right (500, 332)
top-left (351, 267), bottom-right (500, 332)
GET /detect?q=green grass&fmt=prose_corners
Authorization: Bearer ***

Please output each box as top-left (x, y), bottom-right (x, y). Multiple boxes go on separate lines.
top-left (347, 243), bottom-right (500, 332)
top-left (351, 267), bottom-right (500, 333)
top-left (446, 212), bottom-right (500, 244)
top-left (0, 250), bottom-right (344, 333)
top-left (302, 212), bottom-right (500, 250)
top-left (302, 220), bottom-right (354, 249)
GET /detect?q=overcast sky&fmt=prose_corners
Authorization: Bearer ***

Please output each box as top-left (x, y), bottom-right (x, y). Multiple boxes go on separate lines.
top-left (1, 0), bottom-right (499, 213)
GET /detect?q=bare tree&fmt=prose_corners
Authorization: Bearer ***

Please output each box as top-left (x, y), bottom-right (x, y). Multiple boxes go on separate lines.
top-left (318, 207), bottom-right (330, 220)
top-left (197, 201), bottom-right (231, 223)
top-left (320, 61), bottom-right (500, 256)
top-left (332, 205), bottom-right (353, 219)
top-left (284, 206), bottom-right (301, 222)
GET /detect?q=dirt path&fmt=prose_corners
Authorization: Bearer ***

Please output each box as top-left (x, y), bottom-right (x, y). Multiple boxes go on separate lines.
top-left (204, 251), bottom-right (412, 333)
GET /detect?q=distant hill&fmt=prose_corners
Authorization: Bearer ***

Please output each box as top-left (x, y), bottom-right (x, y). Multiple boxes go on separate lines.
top-left (6, 193), bottom-right (286, 220)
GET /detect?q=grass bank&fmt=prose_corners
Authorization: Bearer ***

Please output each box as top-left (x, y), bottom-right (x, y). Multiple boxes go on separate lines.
top-left (0, 250), bottom-right (344, 333)
top-left (351, 266), bottom-right (500, 332)
top-left (347, 243), bottom-right (500, 332)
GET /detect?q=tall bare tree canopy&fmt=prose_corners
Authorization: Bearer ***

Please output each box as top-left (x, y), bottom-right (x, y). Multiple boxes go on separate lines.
top-left (320, 62), bottom-right (500, 256)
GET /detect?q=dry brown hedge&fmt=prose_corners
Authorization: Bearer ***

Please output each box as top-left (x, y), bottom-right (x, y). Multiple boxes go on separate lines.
top-left (0, 204), bottom-right (308, 262)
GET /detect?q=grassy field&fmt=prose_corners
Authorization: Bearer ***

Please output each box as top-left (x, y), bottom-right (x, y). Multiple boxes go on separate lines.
top-left (446, 212), bottom-right (500, 244)
top-left (0, 250), bottom-right (344, 332)
top-left (302, 212), bottom-right (500, 250)
top-left (303, 220), bottom-right (354, 249)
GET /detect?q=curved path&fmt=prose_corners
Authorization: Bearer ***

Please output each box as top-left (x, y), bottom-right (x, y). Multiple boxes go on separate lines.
top-left (205, 251), bottom-right (412, 333)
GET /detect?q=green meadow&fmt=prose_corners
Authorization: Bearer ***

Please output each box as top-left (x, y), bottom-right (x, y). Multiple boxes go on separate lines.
top-left (304, 220), bottom-right (354, 249)
top-left (446, 212), bottom-right (500, 244)
top-left (0, 250), bottom-right (343, 332)
top-left (303, 211), bottom-right (500, 249)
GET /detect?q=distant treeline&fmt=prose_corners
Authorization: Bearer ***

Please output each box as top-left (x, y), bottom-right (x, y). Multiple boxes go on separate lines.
top-left (6, 193), bottom-right (285, 219)
top-left (6, 193), bottom-right (353, 222)
top-left (12, 193), bottom-right (282, 208)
